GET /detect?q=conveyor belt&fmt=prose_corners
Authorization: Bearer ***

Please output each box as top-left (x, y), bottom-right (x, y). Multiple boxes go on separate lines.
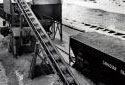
top-left (15, 0), bottom-right (79, 85)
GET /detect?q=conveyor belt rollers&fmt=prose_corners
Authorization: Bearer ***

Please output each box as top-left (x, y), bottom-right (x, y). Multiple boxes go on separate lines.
top-left (15, 0), bottom-right (79, 85)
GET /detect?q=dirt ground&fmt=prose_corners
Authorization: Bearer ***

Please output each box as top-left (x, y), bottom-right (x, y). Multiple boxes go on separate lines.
top-left (0, 35), bottom-right (32, 85)
top-left (0, 35), bottom-right (18, 85)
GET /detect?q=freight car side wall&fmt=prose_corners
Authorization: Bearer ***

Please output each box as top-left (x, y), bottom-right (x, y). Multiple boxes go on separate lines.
top-left (70, 32), bottom-right (125, 84)
top-left (70, 37), bottom-right (125, 76)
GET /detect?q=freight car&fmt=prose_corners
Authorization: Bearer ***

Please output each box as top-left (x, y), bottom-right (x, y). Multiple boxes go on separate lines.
top-left (69, 32), bottom-right (125, 85)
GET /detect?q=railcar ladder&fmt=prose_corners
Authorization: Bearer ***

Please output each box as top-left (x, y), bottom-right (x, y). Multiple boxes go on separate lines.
top-left (15, 0), bottom-right (79, 85)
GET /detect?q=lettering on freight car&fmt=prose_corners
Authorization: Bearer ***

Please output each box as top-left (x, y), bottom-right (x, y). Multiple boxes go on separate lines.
top-left (77, 57), bottom-right (83, 61)
top-left (103, 60), bottom-right (117, 71)
top-left (120, 70), bottom-right (125, 76)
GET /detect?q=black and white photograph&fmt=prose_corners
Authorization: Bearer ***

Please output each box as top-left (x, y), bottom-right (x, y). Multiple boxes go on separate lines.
top-left (0, 0), bottom-right (125, 85)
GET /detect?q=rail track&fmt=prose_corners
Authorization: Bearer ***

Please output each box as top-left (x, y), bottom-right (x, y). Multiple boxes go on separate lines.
top-left (63, 18), bottom-right (125, 41)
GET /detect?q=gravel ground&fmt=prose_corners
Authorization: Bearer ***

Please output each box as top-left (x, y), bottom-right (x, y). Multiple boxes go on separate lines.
top-left (0, 36), bottom-right (34, 85)
top-left (0, 36), bottom-right (18, 85)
